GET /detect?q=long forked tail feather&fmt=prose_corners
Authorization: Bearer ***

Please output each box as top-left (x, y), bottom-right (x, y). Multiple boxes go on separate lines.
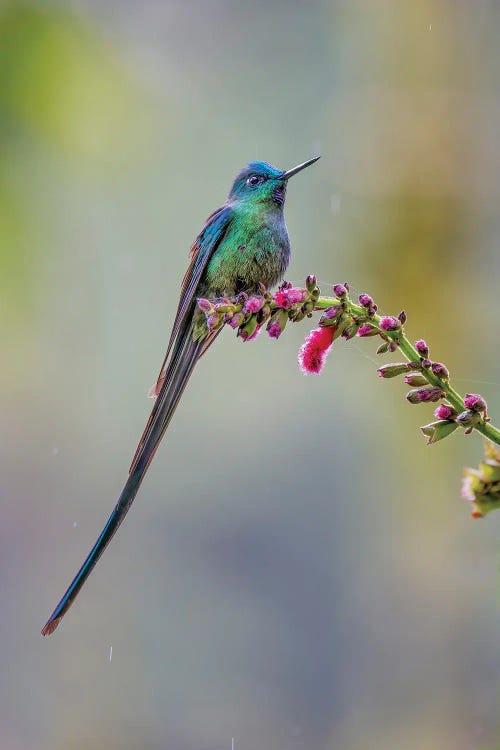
top-left (41, 331), bottom-right (203, 636)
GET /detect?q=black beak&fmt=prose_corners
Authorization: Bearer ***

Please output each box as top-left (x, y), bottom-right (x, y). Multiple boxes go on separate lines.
top-left (282, 156), bottom-right (320, 180)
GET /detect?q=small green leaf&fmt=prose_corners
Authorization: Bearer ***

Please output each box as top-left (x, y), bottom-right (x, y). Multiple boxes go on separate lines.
top-left (420, 420), bottom-right (459, 445)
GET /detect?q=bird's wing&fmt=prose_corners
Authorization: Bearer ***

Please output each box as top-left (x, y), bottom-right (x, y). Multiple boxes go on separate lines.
top-left (129, 205), bottom-right (233, 474)
top-left (149, 205), bottom-right (233, 398)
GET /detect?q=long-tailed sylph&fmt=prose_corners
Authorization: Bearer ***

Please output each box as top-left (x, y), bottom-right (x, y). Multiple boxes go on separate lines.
top-left (41, 156), bottom-right (320, 635)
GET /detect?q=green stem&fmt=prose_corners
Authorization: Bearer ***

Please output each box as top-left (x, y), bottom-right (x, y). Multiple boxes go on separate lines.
top-left (315, 296), bottom-right (500, 446)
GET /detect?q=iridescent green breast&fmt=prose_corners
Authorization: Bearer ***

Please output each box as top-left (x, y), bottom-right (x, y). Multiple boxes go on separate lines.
top-left (202, 204), bottom-right (290, 298)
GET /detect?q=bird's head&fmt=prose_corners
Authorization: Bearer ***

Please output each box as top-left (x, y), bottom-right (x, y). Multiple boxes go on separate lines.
top-left (228, 157), bottom-right (320, 209)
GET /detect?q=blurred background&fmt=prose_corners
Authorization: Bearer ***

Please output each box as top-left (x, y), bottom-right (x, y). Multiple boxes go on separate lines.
top-left (1, 1), bottom-right (499, 748)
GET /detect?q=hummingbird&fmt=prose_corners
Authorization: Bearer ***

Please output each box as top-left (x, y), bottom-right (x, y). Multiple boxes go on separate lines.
top-left (41, 156), bottom-right (320, 636)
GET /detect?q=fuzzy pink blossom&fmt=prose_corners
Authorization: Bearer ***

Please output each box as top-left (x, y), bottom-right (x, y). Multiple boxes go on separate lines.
top-left (243, 296), bottom-right (264, 314)
top-left (434, 404), bottom-right (456, 421)
top-left (239, 325), bottom-right (261, 342)
top-left (228, 312), bottom-right (244, 329)
top-left (298, 326), bottom-right (336, 374)
top-left (274, 287), bottom-right (307, 309)
top-left (267, 322), bottom-right (282, 339)
top-left (379, 316), bottom-right (400, 331)
top-left (463, 393), bottom-right (487, 412)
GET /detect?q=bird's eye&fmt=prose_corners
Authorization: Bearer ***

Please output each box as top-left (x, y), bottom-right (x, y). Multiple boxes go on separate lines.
top-left (247, 174), bottom-right (262, 186)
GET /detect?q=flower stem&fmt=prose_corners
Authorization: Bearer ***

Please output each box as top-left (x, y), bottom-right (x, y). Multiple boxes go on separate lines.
top-left (315, 296), bottom-right (500, 446)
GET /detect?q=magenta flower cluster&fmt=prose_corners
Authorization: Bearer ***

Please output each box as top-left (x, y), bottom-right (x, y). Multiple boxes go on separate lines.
top-left (196, 277), bottom-right (320, 347)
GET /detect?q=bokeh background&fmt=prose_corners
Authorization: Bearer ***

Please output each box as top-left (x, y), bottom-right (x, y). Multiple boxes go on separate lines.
top-left (1, 1), bottom-right (499, 748)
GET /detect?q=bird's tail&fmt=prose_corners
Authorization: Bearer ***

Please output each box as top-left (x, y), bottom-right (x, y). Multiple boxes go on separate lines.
top-left (41, 329), bottom-right (203, 636)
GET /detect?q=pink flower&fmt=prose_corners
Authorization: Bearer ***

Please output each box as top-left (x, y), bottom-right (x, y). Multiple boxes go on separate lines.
top-left (415, 339), bottom-right (429, 357)
top-left (228, 312), bottom-right (244, 329)
top-left (274, 287), bottom-right (306, 309)
top-left (333, 284), bottom-right (348, 298)
top-left (243, 296), bottom-right (264, 314)
top-left (434, 404), bottom-right (456, 421)
top-left (357, 324), bottom-right (376, 337)
top-left (239, 325), bottom-right (261, 342)
top-left (379, 316), bottom-right (400, 332)
top-left (206, 314), bottom-right (221, 331)
top-left (463, 393), bottom-right (487, 412)
top-left (431, 362), bottom-right (449, 380)
top-left (406, 385), bottom-right (445, 404)
top-left (324, 305), bottom-right (340, 319)
top-left (267, 322), bottom-right (282, 339)
top-left (197, 298), bottom-right (213, 313)
top-left (358, 293), bottom-right (374, 308)
top-left (298, 326), bottom-right (336, 374)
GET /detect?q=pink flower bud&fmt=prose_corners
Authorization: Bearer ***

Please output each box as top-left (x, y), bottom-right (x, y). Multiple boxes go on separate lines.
top-left (333, 284), bottom-right (347, 298)
top-left (431, 362), bottom-right (449, 380)
top-left (404, 374), bottom-right (428, 387)
top-left (244, 325), bottom-right (261, 341)
top-left (379, 316), bottom-right (400, 332)
top-left (415, 339), bottom-right (429, 357)
top-left (357, 323), bottom-right (378, 337)
top-left (456, 410), bottom-right (481, 429)
top-left (288, 289), bottom-right (307, 304)
top-left (267, 322), bottom-right (282, 339)
top-left (406, 385), bottom-right (445, 404)
top-left (324, 305), bottom-right (340, 319)
top-left (243, 296), bottom-right (264, 314)
top-left (197, 298), bottom-right (213, 313)
top-left (377, 363), bottom-right (409, 378)
top-left (238, 315), bottom-right (259, 341)
top-left (358, 293), bottom-right (374, 308)
top-left (228, 312), bottom-right (244, 329)
top-left (306, 275), bottom-right (317, 292)
top-left (274, 287), bottom-right (306, 309)
top-left (463, 393), bottom-right (487, 412)
top-left (206, 314), bottom-right (223, 331)
top-left (434, 404), bottom-right (457, 421)
top-left (341, 323), bottom-right (359, 340)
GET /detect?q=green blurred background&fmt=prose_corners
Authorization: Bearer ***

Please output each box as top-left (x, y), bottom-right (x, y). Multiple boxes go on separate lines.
top-left (1, 1), bottom-right (499, 748)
